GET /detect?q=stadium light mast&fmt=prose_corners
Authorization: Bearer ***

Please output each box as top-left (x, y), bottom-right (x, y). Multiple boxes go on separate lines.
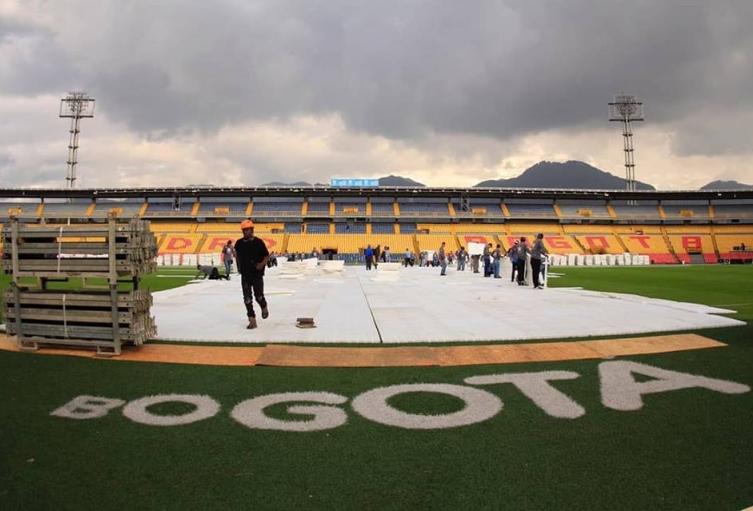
top-left (609, 94), bottom-right (644, 192)
top-left (60, 91), bottom-right (95, 189)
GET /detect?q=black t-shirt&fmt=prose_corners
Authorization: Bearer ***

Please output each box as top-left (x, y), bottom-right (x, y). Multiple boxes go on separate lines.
top-left (235, 236), bottom-right (270, 277)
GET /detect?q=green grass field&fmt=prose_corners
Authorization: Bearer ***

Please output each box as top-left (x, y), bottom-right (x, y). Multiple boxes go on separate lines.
top-left (1, 265), bottom-right (752, 510)
top-left (0, 268), bottom-right (197, 323)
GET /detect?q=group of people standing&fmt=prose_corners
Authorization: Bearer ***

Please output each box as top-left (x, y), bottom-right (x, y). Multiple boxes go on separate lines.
top-left (364, 244), bottom-right (391, 270)
top-left (211, 224), bottom-right (549, 333)
top-left (436, 234), bottom-right (549, 289)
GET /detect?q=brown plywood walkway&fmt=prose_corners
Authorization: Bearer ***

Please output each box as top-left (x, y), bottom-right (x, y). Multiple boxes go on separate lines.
top-left (0, 333), bottom-right (724, 368)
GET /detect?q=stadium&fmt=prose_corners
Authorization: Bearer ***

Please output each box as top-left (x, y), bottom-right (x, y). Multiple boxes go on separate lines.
top-left (2, 2), bottom-right (753, 510)
top-left (2, 182), bottom-right (752, 509)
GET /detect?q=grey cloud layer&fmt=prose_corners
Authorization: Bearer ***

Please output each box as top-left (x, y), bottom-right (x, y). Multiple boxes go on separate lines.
top-left (3, 0), bottom-right (753, 157)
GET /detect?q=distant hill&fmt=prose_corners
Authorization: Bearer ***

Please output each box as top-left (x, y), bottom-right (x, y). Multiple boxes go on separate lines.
top-left (260, 181), bottom-right (313, 187)
top-left (475, 161), bottom-right (655, 190)
top-left (261, 175), bottom-right (426, 187)
top-left (700, 180), bottom-right (753, 190)
top-left (378, 175), bottom-right (425, 187)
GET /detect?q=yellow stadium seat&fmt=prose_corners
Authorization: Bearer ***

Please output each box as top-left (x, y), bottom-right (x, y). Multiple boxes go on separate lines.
top-left (508, 223), bottom-right (560, 234)
top-left (150, 222), bottom-right (196, 233)
top-left (572, 234), bottom-right (625, 254)
top-left (415, 234), bottom-right (458, 252)
top-left (500, 233), bottom-right (579, 252)
top-left (287, 234), bottom-right (414, 253)
top-left (715, 234), bottom-right (753, 253)
top-left (618, 234), bottom-right (671, 254)
top-left (159, 234), bottom-right (205, 254)
top-left (195, 223), bottom-right (283, 233)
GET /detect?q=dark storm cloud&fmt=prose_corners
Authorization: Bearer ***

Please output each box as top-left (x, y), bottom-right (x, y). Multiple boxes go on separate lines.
top-left (0, 15), bottom-right (77, 94)
top-left (4, 1), bottom-right (753, 155)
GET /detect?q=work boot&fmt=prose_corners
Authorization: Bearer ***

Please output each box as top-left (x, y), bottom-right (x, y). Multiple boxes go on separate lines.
top-left (261, 306), bottom-right (269, 319)
top-left (247, 317), bottom-right (257, 329)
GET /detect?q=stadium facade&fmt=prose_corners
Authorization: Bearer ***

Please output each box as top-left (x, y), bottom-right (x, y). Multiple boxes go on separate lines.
top-left (1, 186), bottom-right (752, 264)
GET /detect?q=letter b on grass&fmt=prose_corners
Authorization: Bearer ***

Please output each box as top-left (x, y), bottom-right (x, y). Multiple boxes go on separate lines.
top-left (51, 395), bottom-right (126, 420)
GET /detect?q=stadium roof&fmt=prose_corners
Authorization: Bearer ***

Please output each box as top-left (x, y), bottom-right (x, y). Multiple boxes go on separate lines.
top-left (0, 186), bottom-right (751, 201)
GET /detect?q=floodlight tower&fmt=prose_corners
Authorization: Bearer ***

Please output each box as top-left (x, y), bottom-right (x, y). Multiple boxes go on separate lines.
top-left (60, 91), bottom-right (95, 188)
top-left (609, 94), bottom-right (644, 192)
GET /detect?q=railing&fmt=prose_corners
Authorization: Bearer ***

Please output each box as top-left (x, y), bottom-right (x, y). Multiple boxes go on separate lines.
top-left (613, 212), bottom-right (663, 219)
top-left (143, 210), bottom-right (196, 216)
top-left (500, 211), bottom-right (554, 218)
top-left (251, 210), bottom-right (304, 216)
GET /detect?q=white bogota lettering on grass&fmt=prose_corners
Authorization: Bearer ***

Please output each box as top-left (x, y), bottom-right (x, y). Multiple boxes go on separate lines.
top-left (122, 394), bottom-right (220, 426)
top-left (464, 371), bottom-right (585, 419)
top-left (599, 361), bottom-right (751, 411)
top-left (51, 395), bottom-right (125, 420)
top-left (351, 384), bottom-right (502, 429)
top-left (231, 392), bottom-right (349, 432)
top-left (48, 362), bottom-right (751, 430)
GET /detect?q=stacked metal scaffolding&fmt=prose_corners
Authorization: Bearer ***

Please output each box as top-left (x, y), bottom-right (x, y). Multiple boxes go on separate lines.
top-left (2, 215), bottom-right (157, 356)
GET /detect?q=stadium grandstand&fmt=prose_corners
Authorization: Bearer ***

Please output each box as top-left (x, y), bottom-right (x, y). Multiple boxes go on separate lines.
top-left (1, 186), bottom-right (752, 265)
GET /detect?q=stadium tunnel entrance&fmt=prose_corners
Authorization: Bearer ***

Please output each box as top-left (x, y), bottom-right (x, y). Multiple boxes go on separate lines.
top-left (322, 248), bottom-right (338, 259)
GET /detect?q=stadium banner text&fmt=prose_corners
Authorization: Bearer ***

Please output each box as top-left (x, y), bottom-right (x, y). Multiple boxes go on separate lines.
top-left (330, 178), bottom-right (379, 187)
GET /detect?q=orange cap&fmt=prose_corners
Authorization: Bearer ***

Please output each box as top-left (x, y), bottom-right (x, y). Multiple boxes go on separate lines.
top-left (240, 219), bottom-right (254, 230)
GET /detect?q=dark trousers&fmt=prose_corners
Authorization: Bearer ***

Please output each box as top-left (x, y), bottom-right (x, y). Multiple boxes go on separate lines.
top-left (516, 260), bottom-right (526, 284)
top-left (531, 258), bottom-right (542, 287)
top-left (241, 274), bottom-right (267, 318)
top-left (366, 256), bottom-right (373, 270)
top-left (483, 256), bottom-right (491, 276)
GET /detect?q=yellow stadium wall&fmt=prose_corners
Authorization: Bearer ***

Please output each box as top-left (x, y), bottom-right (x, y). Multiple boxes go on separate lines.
top-left (572, 234), bottom-right (625, 254)
top-left (667, 235), bottom-right (715, 254)
top-left (507, 223), bottom-right (560, 234)
top-left (715, 234), bottom-right (753, 254)
top-left (286, 234), bottom-right (415, 254)
top-left (415, 234), bottom-right (459, 252)
top-left (158, 234), bottom-right (205, 254)
top-left (618, 234), bottom-right (670, 254)
top-left (501, 233), bottom-right (580, 252)
top-left (195, 223), bottom-right (284, 232)
top-left (131, 219), bottom-right (753, 259)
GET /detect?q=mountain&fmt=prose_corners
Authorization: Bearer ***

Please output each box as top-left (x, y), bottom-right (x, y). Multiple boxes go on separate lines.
top-left (260, 175), bottom-right (426, 187)
top-left (700, 180), bottom-right (753, 190)
top-left (378, 175), bottom-right (425, 187)
top-left (261, 181), bottom-right (313, 187)
top-left (475, 161), bottom-right (655, 190)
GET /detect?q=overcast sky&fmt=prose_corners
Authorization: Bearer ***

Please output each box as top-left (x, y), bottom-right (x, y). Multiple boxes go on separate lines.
top-left (1, 0), bottom-right (751, 189)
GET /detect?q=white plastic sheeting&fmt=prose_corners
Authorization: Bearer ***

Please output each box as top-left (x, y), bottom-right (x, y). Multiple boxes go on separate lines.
top-left (151, 266), bottom-right (743, 344)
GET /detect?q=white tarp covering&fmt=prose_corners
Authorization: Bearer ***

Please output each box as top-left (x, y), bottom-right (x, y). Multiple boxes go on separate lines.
top-left (151, 266), bottom-right (743, 344)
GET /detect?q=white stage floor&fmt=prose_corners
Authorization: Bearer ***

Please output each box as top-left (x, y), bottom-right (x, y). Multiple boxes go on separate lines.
top-left (151, 266), bottom-right (744, 344)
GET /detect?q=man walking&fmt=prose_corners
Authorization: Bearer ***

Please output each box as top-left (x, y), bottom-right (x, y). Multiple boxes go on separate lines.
top-left (235, 219), bottom-right (270, 330)
top-left (531, 233), bottom-right (548, 289)
top-left (365, 244), bottom-right (374, 270)
top-left (221, 240), bottom-right (236, 278)
top-left (438, 242), bottom-right (448, 276)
